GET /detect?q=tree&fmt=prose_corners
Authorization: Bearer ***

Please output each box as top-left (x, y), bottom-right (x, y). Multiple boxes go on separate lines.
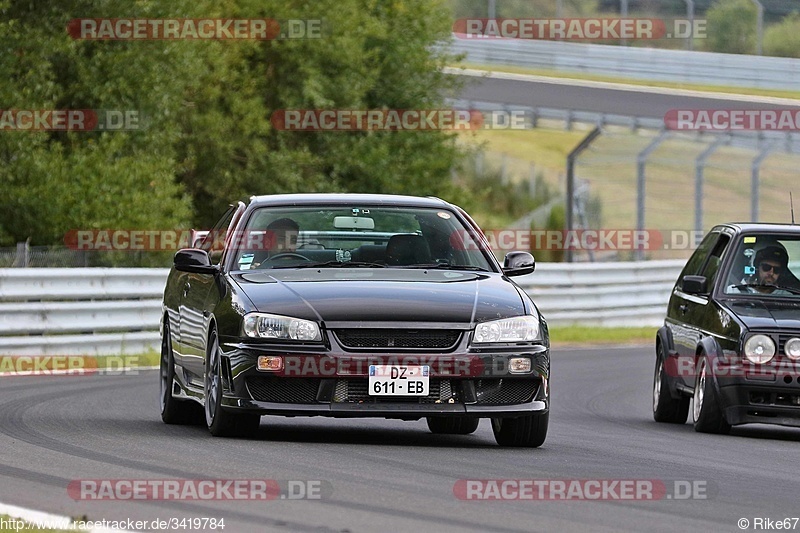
top-left (763, 12), bottom-right (800, 58)
top-left (0, 0), bottom-right (196, 246)
top-left (704, 0), bottom-right (757, 54)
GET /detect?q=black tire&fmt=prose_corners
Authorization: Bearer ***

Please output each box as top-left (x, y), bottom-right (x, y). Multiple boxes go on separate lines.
top-left (653, 344), bottom-right (690, 424)
top-left (426, 417), bottom-right (480, 435)
top-left (160, 321), bottom-right (203, 425)
top-left (205, 328), bottom-right (261, 438)
top-left (491, 412), bottom-right (548, 447)
top-left (692, 355), bottom-right (731, 434)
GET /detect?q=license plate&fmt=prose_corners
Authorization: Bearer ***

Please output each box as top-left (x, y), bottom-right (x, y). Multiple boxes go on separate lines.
top-left (368, 365), bottom-right (430, 396)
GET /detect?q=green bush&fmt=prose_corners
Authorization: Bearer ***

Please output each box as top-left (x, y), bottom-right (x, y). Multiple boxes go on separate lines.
top-left (704, 0), bottom-right (758, 54)
top-left (764, 12), bottom-right (800, 58)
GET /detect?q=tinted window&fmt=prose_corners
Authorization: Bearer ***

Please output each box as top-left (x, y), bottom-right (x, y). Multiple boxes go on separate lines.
top-left (678, 232), bottom-right (718, 282)
top-left (723, 234), bottom-right (800, 297)
top-left (230, 205), bottom-right (495, 272)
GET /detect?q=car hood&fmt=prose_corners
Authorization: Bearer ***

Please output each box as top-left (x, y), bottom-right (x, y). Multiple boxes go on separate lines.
top-left (724, 299), bottom-right (800, 330)
top-left (231, 269), bottom-right (525, 325)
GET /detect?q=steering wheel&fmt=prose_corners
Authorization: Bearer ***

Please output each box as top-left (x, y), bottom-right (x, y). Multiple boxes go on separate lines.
top-left (268, 252), bottom-right (311, 261)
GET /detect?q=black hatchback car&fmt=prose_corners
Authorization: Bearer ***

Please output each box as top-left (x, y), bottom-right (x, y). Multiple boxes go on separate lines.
top-left (160, 194), bottom-right (549, 446)
top-left (654, 223), bottom-right (800, 434)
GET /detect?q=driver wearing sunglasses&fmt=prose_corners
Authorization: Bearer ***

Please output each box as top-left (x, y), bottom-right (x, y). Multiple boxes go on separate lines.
top-left (736, 245), bottom-right (793, 295)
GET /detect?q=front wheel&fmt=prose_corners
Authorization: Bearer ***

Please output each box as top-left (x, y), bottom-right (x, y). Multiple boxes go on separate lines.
top-left (160, 321), bottom-right (203, 425)
top-left (692, 356), bottom-right (731, 434)
top-left (205, 328), bottom-right (260, 438)
top-left (652, 346), bottom-right (689, 424)
top-left (426, 417), bottom-right (479, 435)
top-left (491, 412), bottom-right (548, 447)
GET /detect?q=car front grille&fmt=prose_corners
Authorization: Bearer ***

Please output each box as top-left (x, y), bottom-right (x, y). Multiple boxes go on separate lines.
top-left (333, 329), bottom-right (461, 351)
top-left (246, 377), bottom-right (320, 403)
top-left (332, 378), bottom-right (456, 404)
top-left (778, 333), bottom-right (800, 356)
top-left (474, 379), bottom-right (538, 405)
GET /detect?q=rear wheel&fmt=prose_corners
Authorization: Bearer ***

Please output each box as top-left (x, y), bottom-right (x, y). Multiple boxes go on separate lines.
top-left (491, 412), bottom-right (548, 447)
top-left (692, 355), bottom-right (731, 434)
top-left (205, 328), bottom-right (260, 438)
top-left (652, 344), bottom-right (690, 423)
top-left (160, 321), bottom-right (202, 425)
top-left (426, 417), bottom-right (479, 435)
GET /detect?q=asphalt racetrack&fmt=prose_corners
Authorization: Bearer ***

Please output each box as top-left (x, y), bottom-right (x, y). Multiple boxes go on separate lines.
top-left (1, 345), bottom-right (798, 532)
top-left (456, 70), bottom-right (800, 118)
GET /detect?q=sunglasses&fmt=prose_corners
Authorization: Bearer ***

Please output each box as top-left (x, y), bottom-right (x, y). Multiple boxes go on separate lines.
top-left (759, 262), bottom-right (783, 274)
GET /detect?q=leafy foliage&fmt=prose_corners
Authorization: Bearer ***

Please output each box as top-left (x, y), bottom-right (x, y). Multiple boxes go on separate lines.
top-left (1, 0), bottom-right (469, 245)
top-left (763, 12), bottom-right (800, 58)
top-left (704, 0), bottom-right (757, 54)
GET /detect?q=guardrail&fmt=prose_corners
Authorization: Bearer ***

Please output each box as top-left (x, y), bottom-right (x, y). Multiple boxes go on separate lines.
top-left (515, 260), bottom-right (682, 327)
top-left (451, 37), bottom-right (800, 91)
top-left (0, 269), bottom-right (168, 355)
top-left (0, 263), bottom-right (683, 355)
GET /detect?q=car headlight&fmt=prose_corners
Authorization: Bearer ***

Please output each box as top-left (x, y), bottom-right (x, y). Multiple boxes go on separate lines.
top-left (744, 334), bottom-right (776, 364)
top-left (784, 337), bottom-right (800, 360)
top-left (472, 315), bottom-right (540, 344)
top-left (243, 313), bottom-right (321, 341)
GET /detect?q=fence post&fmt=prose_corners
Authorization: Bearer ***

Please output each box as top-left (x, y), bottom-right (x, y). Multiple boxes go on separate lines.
top-left (12, 241), bottom-right (30, 268)
top-left (635, 131), bottom-right (670, 260)
top-left (566, 127), bottom-right (602, 262)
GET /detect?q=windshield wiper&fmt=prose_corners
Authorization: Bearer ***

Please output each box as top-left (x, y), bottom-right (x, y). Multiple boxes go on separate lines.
top-left (272, 260), bottom-right (387, 269)
top-left (400, 263), bottom-right (491, 272)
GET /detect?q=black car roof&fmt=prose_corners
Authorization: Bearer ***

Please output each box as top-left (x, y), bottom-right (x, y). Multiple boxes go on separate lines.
top-left (712, 222), bottom-right (800, 234)
top-left (247, 193), bottom-right (452, 209)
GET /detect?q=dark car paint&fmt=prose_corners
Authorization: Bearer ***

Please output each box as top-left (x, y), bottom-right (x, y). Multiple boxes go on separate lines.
top-left (657, 223), bottom-right (800, 428)
top-left (162, 194), bottom-right (549, 420)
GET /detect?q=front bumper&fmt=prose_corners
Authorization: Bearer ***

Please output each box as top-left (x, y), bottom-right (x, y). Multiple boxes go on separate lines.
top-left (216, 340), bottom-right (550, 419)
top-left (714, 361), bottom-right (800, 427)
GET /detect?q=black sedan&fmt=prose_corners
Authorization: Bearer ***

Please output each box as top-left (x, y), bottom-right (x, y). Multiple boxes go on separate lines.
top-left (653, 223), bottom-right (800, 433)
top-left (160, 194), bottom-right (549, 446)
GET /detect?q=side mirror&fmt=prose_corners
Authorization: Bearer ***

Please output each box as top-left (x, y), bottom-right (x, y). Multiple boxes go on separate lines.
top-left (174, 249), bottom-right (217, 275)
top-left (682, 275), bottom-right (707, 295)
top-left (503, 251), bottom-right (535, 277)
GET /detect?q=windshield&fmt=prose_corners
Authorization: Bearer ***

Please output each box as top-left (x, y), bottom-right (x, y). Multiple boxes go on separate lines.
top-left (723, 234), bottom-right (800, 297)
top-left (229, 205), bottom-right (494, 272)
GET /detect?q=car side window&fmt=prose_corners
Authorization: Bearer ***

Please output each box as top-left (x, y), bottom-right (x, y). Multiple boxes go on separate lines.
top-left (678, 232), bottom-right (717, 282)
top-left (700, 234), bottom-right (730, 289)
top-left (199, 204), bottom-right (238, 266)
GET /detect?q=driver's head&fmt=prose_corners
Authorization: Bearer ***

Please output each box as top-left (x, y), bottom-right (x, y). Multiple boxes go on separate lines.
top-left (754, 245), bottom-right (788, 285)
top-left (266, 218), bottom-right (299, 253)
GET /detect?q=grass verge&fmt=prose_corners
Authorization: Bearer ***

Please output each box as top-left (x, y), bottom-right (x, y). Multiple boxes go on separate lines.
top-left (548, 326), bottom-right (655, 346)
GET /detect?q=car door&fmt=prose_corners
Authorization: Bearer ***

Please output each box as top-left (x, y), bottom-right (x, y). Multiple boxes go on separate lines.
top-left (179, 203), bottom-right (244, 381)
top-left (668, 232), bottom-right (731, 387)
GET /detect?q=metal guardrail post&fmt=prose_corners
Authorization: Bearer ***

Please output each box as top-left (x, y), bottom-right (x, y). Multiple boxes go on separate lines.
top-left (566, 127), bottom-right (602, 263)
top-left (635, 131), bottom-right (670, 261)
top-left (751, 140), bottom-right (776, 222)
top-left (684, 0), bottom-right (695, 51)
top-left (12, 242), bottom-right (30, 268)
top-left (751, 0), bottom-right (764, 56)
top-left (694, 135), bottom-right (729, 234)
top-left (620, 0), bottom-right (629, 46)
